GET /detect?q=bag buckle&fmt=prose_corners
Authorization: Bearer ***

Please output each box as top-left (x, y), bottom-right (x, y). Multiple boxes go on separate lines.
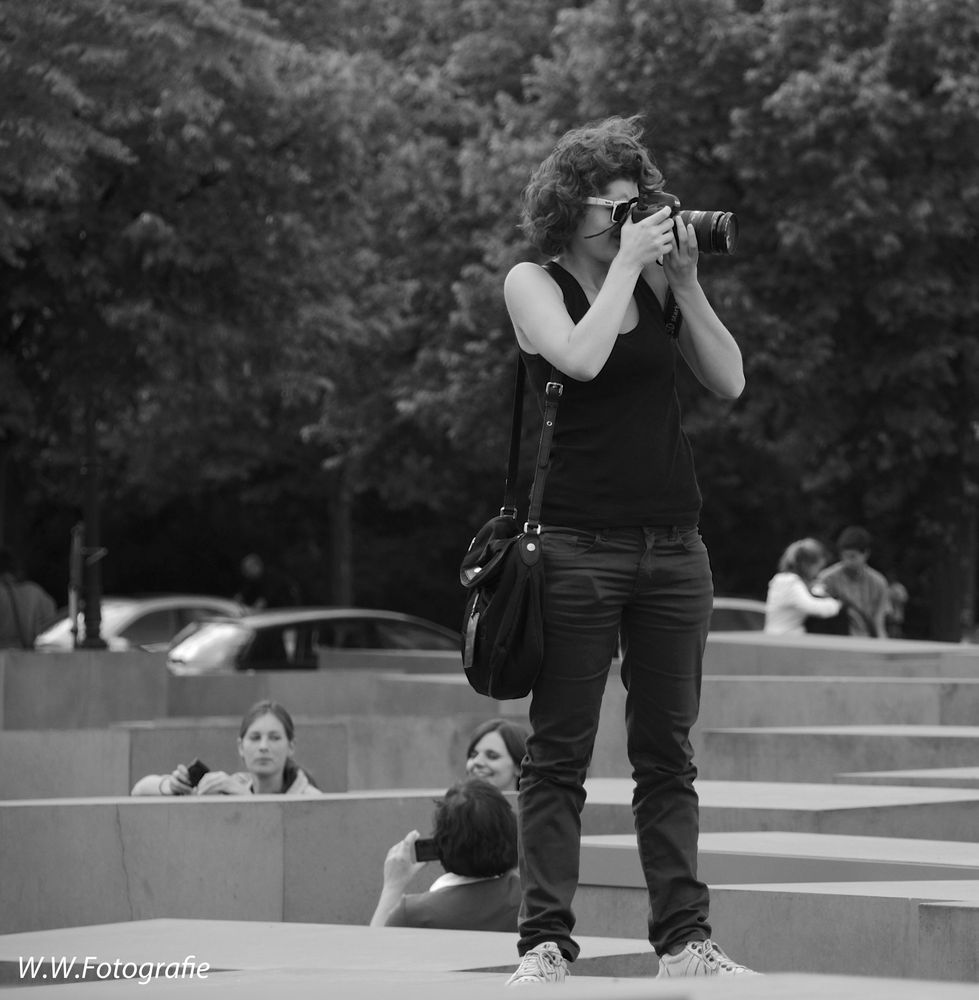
top-left (545, 381), bottom-right (563, 400)
top-left (523, 521), bottom-right (541, 535)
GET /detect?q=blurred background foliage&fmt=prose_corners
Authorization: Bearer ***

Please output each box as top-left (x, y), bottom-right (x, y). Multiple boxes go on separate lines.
top-left (1, 0), bottom-right (977, 638)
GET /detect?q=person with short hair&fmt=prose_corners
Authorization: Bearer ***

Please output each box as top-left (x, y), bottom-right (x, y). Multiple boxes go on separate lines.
top-left (131, 700), bottom-right (321, 796)
top-left (500, 115), bottom-right (752, 983)
top-left (764, 538), bottom-right (842, 635)
top-left (369, 778), bottom-right (521, 932)
top-left (817, 526), bottom-right (890, 637)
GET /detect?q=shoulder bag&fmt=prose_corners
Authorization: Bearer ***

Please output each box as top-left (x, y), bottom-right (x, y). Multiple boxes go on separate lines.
top-left (459, 357), bottom-right (562, 699)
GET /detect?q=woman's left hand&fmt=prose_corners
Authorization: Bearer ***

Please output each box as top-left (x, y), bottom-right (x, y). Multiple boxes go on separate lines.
top-left (662, 215), bottom-right (699, 288)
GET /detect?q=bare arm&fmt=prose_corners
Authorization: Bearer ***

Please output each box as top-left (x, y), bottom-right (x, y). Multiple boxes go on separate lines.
top-left (369, 830), bottom-right (427, 928)
top-left (504, 207), bottom-right (676, 381)
top-left (648, 218), bottom-right (745, 398)
top-left (131, 763), bottom-right (194, 796)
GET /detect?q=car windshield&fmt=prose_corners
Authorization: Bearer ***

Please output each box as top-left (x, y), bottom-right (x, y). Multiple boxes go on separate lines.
top-left (168, 621), bottom-right (251, 670)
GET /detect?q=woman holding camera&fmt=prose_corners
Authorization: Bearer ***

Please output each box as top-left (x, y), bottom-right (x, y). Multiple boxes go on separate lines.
top-left (501, 115), bottom-right (752, 984)
top-left (369, 778), bottom-right (520, 932)
top-left (130, 700), bottom-right (321, 796)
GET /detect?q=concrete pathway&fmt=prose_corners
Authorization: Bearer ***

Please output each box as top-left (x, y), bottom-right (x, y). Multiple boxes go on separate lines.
top-left (1, 920), bottom-right (976, 998)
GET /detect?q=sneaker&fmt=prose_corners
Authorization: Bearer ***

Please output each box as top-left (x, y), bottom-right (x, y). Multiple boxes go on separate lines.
top-left (505, 942), bottom-right (569, 985)
top-left (656, 939), bottom-right (755, 977)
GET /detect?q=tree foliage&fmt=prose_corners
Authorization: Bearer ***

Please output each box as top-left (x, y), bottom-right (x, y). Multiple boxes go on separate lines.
top-left (2, 0), bottom-right (977, 636)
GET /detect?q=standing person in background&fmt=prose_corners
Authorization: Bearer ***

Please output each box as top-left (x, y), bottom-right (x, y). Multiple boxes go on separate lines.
top-left (817, 526), bottom-right (890, 638)
top-left (764, 538), bottom-right (842, 635)
top-left (234, 553), bottom-right (302, 610)
top-left (500, 115), bottom-right (752, 984)
top-left (0, 546), bottom-right (57, 649)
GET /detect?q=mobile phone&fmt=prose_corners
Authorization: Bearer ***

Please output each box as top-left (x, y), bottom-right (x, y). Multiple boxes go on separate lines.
top-left (186, 759), bottom-right (210, 787)
top-left (413, 837), bottom-right (440, 863)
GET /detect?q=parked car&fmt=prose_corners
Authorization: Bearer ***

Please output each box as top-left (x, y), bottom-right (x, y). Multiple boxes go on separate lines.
top-left (709, 596), bottom-right (767, 631)
top-left (34, 595), bottom-right (249, 653)
top-left (166, 607), bottom-right (461, 675)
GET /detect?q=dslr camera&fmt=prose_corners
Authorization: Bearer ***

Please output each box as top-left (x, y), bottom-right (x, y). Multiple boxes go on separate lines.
top-left (632, 191), bottom-right (739, 255)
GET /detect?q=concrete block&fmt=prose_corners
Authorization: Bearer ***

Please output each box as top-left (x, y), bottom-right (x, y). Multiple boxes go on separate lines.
top-left (2, 918), bottom-right (979, 994)
top-left (580, 778), bottom-right (979, 841)
top-left (709, 881), bottom-right (979, 980)
top-left (0, 730), bottom-right (131, 798)
top-left (573, 878), bottom-right (979, 981)
top-left (918, 901), bottom-right (979, 981)
top-left (698, 725), bottom-right (979, 782)
top-left (0, 652), bottom-right (167, 729)
top-left (114, 718), bottom-right (350, 793)
top-left (838, 767), bottom-right (979, 788)
top-left (0, 792), bottom-right (449, 934)
top-left (703, 634), bottom-right (977, 677)
top-left (579, 831), bottom-right (979, 887)
top-left (164, 672), bottom-right (370, 719)
top-left (371, 673), bottom-right (531, 719)
top-left (589, 676), bottom-right (979, 780)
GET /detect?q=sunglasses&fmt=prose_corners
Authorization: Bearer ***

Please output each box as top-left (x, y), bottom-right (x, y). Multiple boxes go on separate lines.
top-left (584, 196), bottom-right (639, 226)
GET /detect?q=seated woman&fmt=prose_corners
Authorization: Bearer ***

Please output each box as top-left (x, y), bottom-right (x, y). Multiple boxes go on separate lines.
top-left (464, 718), bottom-right (529, 792)
top-left (370, 778), bottom-right (520, 931)
top-left (764, 538), bottom-right (843, 635)
top-left (131, 700), bottom-right (321, 796)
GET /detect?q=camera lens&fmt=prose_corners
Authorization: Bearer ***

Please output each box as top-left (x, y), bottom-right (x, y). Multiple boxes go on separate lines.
top-left (677, 210), bottom-right (739, 255)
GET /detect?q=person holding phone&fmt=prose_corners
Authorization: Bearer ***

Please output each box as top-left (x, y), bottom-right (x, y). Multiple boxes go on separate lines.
top-left (369, 778), bottom-right (520, 931)
top-left (130, 700), bottom-right (321, 796)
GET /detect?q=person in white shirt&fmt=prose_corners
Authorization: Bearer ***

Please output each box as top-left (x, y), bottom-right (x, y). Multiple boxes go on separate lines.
top-left (764, 538), bottom-right (842, 635)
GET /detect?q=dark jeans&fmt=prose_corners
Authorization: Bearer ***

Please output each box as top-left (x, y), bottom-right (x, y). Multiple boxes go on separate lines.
top-left (516, 524), bottom-right (713, 961)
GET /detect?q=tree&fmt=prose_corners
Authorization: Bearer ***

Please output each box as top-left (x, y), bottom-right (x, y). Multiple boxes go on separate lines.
top-left (725, 0), bottom-right (979, 637)
top-left (0, 0), bottom-right (374, 596)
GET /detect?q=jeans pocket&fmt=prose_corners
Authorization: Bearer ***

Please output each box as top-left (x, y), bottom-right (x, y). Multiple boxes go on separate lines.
top-left (677, 525), bottom-right (707, 552)
top-left (541, 526), bottom-right (602, 558)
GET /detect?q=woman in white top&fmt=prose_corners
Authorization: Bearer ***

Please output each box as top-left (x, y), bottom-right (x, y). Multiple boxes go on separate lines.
top-left (764, 538), bottom-right (842, 635)
top-left (131, 700), bottom-right (321, 796)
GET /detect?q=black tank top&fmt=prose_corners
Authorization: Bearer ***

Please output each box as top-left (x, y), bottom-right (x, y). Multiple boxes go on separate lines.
top-left (520, 261), bottom-right (702, 529)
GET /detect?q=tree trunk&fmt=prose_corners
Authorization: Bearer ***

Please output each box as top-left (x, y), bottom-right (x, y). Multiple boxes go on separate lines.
top-left (329, 464), bottom-right (353, 605)
top-left (929, 503), bottom-right (975, 642)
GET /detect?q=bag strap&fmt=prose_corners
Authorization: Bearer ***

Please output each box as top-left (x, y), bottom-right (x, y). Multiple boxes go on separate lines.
top-left (2, 577), bottom-right (33, 650)
top-left (500, 359), bottom-right (526, 517)
top-left (500, 356), bottom-right (563, 531)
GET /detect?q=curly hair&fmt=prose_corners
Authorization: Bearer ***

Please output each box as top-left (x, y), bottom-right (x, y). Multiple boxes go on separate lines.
top-left (433, 778), bottom-right (517, 878)
top-left (520, 115), bottom-right (665, 256)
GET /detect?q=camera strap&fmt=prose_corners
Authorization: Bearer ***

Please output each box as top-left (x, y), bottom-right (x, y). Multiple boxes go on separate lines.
top-left (663, 288), bottom-right (682, 340)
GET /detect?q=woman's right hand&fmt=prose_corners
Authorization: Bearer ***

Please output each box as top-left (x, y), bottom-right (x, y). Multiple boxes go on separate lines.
top-left (165, 763), bottom-right (194, 796)
top-left (382, 830), bottom-right (426, 889)
top-left (617, 204), bottom-right (676, 269)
